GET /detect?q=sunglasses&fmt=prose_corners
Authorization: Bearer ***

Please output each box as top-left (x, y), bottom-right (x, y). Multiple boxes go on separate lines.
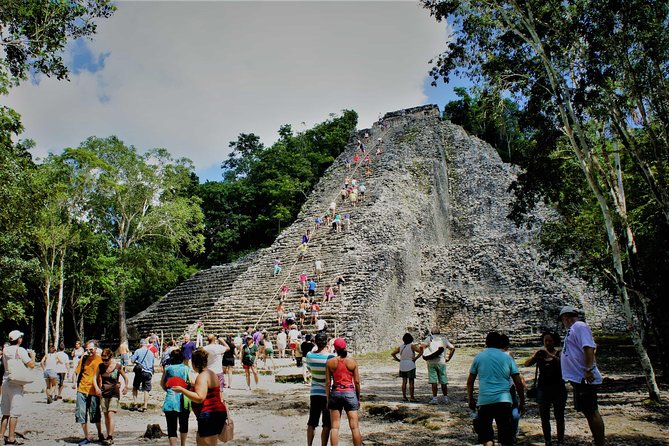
top-left (101, 357), bottom-right (111, 361)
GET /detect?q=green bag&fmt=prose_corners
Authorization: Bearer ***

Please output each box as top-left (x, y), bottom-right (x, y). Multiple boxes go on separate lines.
top-left (182, 368), bottom-right (192, 412)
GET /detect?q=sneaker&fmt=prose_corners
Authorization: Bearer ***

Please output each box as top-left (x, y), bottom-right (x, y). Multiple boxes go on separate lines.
top-left (439, 396), bottom-right (449, 404)
top-left (429, 397), bottom-right (439, 404)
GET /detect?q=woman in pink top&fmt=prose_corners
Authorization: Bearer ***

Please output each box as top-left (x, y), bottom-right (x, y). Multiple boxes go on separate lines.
top-left (325, 339), bottom-right (361, 446)
top-left (299, 272), bottom-right (308, 293)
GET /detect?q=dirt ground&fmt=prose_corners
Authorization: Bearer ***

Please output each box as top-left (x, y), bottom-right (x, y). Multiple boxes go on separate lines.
top-left (7, 343), bottom-right (669, 445)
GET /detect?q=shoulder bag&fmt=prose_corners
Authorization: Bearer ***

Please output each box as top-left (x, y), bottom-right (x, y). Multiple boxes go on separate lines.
top-left (218, 402), bottom-right (234, 442)
top-left (7, 348), bottom-right (34, 386)
top-left (133, 349), bottom-right (150, 374)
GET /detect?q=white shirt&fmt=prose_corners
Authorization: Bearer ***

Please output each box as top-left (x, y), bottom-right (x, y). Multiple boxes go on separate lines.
top-left (421, 335), bottom-right (454, 365)
top-left (288, 329), bottom-right (300, 342)
top-left (276, 332), bottom-right (287, 347)
top-left (203, 343), bottom-right (228, 374)
top-left (315, 260), bottom-right (322, 270)
top-left (561, 321), bottom-right (602, 384)
top-left (54, 351), bottom-right (70, 373)
top-left (315, 319), bottom-right (327, 331)
top-left (2, 345), bottom-right (30, 380)
top-left (43, 352), bottom-right (59, 370)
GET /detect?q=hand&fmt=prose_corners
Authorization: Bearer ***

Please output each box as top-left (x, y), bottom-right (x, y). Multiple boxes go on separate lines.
top-left (122, 387), bottom-right (128, 395)
top-left (468, 399), bottom-right (476, 411)
top-left (95, 388), bottom-right (102, 397)
top-left (171, 385), bottom-right (184, 393)
top-left (584, 370), bottom-right (595, 384)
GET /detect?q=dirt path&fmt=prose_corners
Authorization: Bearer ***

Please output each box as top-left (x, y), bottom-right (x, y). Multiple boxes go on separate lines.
top-left (9, 344), bottom-right (669, 445)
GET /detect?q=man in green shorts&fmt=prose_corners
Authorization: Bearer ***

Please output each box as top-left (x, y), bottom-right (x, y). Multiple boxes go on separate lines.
top-left (421, 327), bottom-right (456, 404)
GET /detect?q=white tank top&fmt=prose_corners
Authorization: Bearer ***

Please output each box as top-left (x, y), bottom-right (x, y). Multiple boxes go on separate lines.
top-left (399, 344), bottom-right (416, 372)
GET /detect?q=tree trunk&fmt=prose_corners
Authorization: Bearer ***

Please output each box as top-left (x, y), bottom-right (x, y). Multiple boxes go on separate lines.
top-left (499, 3), bottom-right (662, 401)
top-left (43, 276), bottom-right (52, 355)
top-left (119, 296), bottom-right (128, 345)
top-left (54, 251), bottom-right (66, 348)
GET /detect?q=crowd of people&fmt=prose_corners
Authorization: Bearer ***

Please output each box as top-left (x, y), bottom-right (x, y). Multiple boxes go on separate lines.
top-left (0, 305), bottom-right (606, 446)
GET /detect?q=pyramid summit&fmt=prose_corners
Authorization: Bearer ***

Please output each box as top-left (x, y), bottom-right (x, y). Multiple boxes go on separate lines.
top-left (128, 105), bottom-right (622, 350)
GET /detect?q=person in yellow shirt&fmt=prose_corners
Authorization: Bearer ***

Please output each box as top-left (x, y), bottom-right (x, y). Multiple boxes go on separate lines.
top-left (73, 340), bottom-right (104, 445)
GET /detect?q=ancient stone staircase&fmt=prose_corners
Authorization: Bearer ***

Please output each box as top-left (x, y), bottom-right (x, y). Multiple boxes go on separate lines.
top-left (128, 105), bottom-right (622, 350)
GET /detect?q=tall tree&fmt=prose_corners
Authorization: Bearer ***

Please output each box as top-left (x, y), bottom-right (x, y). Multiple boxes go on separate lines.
top-left (421, 0), bottom-right (668, 400)
top-left (63, 136), bottom-right (204, 343)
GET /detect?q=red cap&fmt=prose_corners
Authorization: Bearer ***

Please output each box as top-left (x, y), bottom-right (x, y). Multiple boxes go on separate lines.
top-left (333, 338), bottom-right (347, 350)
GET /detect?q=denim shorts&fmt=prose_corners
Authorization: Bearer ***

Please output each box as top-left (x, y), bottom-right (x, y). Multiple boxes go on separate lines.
top-left (196, 411), bottom-right (227, 437)
top-left (43, 369), bottom-right (58, 380)
top-left (75, 392), bottom-right (101, 424)
top-left (328, 391), bottom-right (359, 412)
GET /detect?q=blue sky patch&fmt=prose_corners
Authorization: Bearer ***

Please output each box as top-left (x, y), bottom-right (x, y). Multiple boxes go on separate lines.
top-left (68, 39), bottom-right (110, 75)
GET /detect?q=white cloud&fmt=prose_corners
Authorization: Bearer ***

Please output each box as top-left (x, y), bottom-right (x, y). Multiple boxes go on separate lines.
top-left (5, 1), bottom-right (449, 180)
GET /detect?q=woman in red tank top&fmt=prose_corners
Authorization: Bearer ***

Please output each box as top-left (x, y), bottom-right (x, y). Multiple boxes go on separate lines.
top-left (325, 338), bottom-right (361, 446)
top-left (172, 348), bottom-right (227, 445)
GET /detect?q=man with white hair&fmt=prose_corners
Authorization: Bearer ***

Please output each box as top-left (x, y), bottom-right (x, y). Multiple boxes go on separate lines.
top-left (421, 326), bottom-right (456, 404)
top-left (130, 339), bottom-right (154, 412)
top-left (0, 330), bottom-right (35, 445)
top-left (559, 306), bottom-right (605, 446)
top-left (73, 340), bottom-right (104, 445)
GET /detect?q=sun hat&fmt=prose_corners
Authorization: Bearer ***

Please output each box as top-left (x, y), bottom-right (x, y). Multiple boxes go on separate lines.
top-left (333, 338), bottom-right (347, 350)
top-left (558, 306), bottom-right (580, 319)
top-left (8, 330), bottom-right (23, 341)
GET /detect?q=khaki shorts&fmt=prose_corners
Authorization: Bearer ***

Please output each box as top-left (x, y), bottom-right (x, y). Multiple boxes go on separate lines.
top-left (101, 396), bottom-right (120, 413)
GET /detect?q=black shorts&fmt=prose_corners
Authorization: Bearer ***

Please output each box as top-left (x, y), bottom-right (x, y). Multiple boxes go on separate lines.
top-left (476, 402), bottom-right (513, 445)
top-left (308, 290), bottom-right (315, 296)
top-left (197, 411), bottom-right (227, 437)
top-left (307, 395), bottom-right (331, 428)
top-left (570, 382), bottom-right (599, 413)
top-left (133, 370), bottom-right (152, 392)
top-left (58, 372), bottom-right (66, 387)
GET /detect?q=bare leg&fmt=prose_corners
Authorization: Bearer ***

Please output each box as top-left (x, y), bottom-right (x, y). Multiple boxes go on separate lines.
top-left (321, 427), bottom-right (330, 446)
top-left (329, 409), bottom-right (341, 446)
top-left (180, 432), bottom-right (188, 446)
top-left (409, 379), bottom-right (415, 399)
top-left (585, 410), bottom-right (606, 446)
top-left (401, 377), bottom-right (408, 399)
top-left (307, 425), bottom-right (315, 446)
top-left (431, 383), bottom-right (438, 397)
top-left (81, 422), bottom-right (89, 441)
top-left (346, 410), bottom-right (362, 446)
top-left (143, 391), bottom-right (149, 410)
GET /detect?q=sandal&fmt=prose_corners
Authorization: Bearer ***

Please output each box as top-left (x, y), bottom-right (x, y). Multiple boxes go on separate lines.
top-left (5, 440), bottom-right (24, 445)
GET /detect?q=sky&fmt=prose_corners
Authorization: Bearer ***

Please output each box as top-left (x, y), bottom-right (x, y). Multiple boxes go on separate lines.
top-left (6, 1), bottom-right (467, 182)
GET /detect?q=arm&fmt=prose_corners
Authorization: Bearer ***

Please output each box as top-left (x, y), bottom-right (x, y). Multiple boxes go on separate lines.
top-left (583, 346), bottom-right (596, 383)
top-left (119, 367), bottom-right (128, 394)
top-left (353, 360), bottom-right (361, 400)
top-left (511, 373), bottom-right (526, 413)
top-left (160, 368), bottom-right (168, 391)
top-left (524, 350), bottom-right (539, 367)
top-left (412, 344), bottom-right (423, 361)
top-left (466, 373), bottom-right (477, 410)
top-left (325, 360), bottom-right (332, 402)
top-left (445, 346), bottom-right (456, 362)
top-left (173, 370), bottom-right (208, 404)
top-left (40, 355), bottom-right (47, 370)
top-left (390, 346), bottom-right (400, 362)
top-left (93, 366), bottom-right (102, 396)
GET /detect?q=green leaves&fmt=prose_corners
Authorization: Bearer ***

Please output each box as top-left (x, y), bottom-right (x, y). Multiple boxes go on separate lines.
top-left (196, 110), bottom-right (358, 266)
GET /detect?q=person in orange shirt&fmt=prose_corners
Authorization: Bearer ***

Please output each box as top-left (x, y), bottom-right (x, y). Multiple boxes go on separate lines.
top-left (73, 340), bottom-right (104, 445)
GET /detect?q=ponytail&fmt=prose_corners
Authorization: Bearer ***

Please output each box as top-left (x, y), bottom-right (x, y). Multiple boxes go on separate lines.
top-left (336, 348), bottom-right (348, 358)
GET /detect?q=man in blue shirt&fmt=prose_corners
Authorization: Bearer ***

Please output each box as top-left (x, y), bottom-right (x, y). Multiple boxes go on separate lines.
top-left (130, 339), bottom-right (155, 412)
top-left (467, 332), bottom-right (525, 446)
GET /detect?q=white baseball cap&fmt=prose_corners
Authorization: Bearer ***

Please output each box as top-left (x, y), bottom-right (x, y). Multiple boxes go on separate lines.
top-left (8, 330), bottom-right (24, 341)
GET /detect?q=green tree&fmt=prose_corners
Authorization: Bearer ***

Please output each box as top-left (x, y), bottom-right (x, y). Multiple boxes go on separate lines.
top-left (63, 136), bottom-right (204, 343)
top-left (196, 110), bottom-right (357, 266)
top-left (421, 0), bottom-right (669, 400)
